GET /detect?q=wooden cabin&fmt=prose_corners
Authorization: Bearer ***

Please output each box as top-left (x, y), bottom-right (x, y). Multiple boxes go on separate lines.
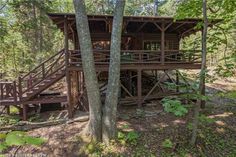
top-left (0, 13), bottom-right (219, 120)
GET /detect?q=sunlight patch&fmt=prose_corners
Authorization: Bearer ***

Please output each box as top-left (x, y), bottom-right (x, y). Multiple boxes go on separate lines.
top-left (172, 119), bottom-right (186, 125)
top-left (208, 112), bottom-right (233, 118)
top-left (216, 127), bottom-right (225, 133)
top-left (215, 120), bottom-right (226, 126)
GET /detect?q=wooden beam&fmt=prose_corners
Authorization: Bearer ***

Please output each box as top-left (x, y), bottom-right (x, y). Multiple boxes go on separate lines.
top-left (64, 16), bottom-right (73, 118)
top-left (136, 22), bottom-right (147, 32)
top-left (120, 82), bottom-right (134, 97)
top-left (137, 69), bottom-right (142, 107)
top-left (180, 27), bottom-right (195, 38)
top-left (176, 70), bottom-right (179, 92)
top-left (68, 63), bottom-right (202, 71)
top-left (153, 22), bottom-right (162, 31)
top-left (22, 104), bottom-right (27, 121)
top-left (164, 22), bottom-right (173, 31)
top-left (169, 22), bottom-right (186, 32)
top-left (142, 74), bottom-right (165, 102)
top-left (122, 21), bottom-right (129, 33)
top-left (161, 23), bottom-right (165, 65)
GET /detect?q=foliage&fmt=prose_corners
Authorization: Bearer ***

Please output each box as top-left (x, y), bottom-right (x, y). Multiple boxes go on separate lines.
top-left (118, 131), bottom-right (139, 146)
top-left (214, 63), bottom-right (235, 78)
top-left (0, 0), bottom-right (64, 79)
top-left (0, 131), bottom-right (45, 152)
top-left (161, 98), bottom-right (188, 117)
top-left (85, 141), bottom-right (103, 156)
top-left (0, 115), bottom-right (20, 126)
top-left (162, 139), bottom-right (173, 148)
top-left (176, 0), bottom-right (236, 78)
top-left (187, 114), bottom-right (215, 130)
top-left (9, 106), bottom-right (19, 114)
top-left (198, 114), bottom-right (215, 124)
top-left (132, 145), bottom-right (156, 157)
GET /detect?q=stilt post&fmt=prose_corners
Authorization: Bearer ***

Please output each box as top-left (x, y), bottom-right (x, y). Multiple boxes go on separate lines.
top-left (176, 70), bottom-right (179, 92)
top-left (64, 16), bottom-right (73, 118)
top-left (137, 69), bottom-right (142, 107)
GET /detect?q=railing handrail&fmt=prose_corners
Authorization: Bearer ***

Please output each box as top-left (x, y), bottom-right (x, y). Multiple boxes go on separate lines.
top-left (70, 49), bottom-right (202, 52)
top-left (68, 49), bottom-right (202, 66)
top-left (22, 49), bottom-right (65, 79)
top-left (0, 81), bottom-right (17, 102)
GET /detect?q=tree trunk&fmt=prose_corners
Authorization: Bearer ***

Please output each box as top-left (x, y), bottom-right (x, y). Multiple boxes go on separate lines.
top-left (190, 0), bottom-right (208, 145)
top-left (73, 0), bottom-right (102, 142)
top-left (102, 0), bottom-right (125, 144)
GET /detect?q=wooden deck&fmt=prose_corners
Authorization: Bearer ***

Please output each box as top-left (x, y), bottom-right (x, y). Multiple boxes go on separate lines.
top-left (0, 48), bottom-right (201, 120)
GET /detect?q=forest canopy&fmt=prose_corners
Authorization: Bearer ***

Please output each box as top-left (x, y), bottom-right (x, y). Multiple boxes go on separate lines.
top-left (0, 0), bottom-right (235, 79)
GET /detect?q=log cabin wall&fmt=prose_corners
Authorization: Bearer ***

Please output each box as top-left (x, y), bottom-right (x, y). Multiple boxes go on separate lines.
top-left (74, 33), bottom-right (179, 51)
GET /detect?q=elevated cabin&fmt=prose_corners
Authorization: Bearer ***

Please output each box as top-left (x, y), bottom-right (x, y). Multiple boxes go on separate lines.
top-left (48, 13), bottom-right (218, 69)
top-left (0, 13), bottom-right (219, 120)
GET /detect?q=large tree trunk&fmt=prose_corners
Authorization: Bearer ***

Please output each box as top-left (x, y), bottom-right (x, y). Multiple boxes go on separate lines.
top-left (102, 0), bottom-right (125, 144)
top-left (73, 0), bottom-right (102, 142)
top-left (190, 0), bottom-right (208, 145)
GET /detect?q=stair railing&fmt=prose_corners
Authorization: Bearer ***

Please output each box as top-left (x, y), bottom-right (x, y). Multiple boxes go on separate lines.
top-left (0, 81), bottom-right (18, 104)
top-left (18, 49), bottom-right (66, 100)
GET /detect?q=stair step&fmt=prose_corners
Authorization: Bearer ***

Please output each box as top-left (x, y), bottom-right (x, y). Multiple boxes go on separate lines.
top-left (44, 79), bottom-right (52, 82)
top-left (26, 91), bottom-right (34, 96)
top-left (33, 87), bottom-right (40, 90)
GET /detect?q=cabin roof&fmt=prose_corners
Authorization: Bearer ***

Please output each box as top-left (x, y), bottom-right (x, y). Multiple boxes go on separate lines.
top-left (47, 13), bottom-right (221, 39)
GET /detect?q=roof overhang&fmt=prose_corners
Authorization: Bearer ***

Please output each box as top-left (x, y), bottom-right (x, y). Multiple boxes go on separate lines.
top-left (47, 13), bottom-right (221, 40)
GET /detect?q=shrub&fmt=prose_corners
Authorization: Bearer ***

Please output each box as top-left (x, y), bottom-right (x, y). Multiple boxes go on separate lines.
top-left (161, 98), bottom-right (188, 117)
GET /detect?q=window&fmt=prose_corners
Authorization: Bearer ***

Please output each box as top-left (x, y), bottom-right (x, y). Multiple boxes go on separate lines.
top-left (143, 41), bottom-right (161, 51)
top-left (92, 41), bottom-right (110, 50)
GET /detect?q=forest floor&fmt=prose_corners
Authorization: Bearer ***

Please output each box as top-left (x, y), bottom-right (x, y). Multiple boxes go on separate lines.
top-left (1, 77), bottom-right (236, 157)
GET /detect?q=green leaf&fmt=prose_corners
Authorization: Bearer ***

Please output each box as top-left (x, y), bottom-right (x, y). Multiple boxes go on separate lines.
top-left (5, 131), bottom-right (26, 146)
top-left (162, 139), bottom-right (173, 148)
top-left (24, 136), bottom-right (45, 146)
top-left (0, 134), bottom-right (6, 139)
top-left (0, 142), bottom-right (7, 152)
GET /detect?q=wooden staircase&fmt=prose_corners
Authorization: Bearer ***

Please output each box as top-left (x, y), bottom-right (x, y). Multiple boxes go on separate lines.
top-left (0, 49), bottom-right (68, 119)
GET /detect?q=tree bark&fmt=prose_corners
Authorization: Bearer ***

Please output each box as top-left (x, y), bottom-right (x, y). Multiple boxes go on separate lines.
top-left (190, 0), bottom-right (208, 145)
top-left (102, 0), bottom-right (125, 144)
top-left (73, 0), bottom-right (102, 142)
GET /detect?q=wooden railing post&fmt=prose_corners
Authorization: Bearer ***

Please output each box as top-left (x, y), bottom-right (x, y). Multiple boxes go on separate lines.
top-left (0, 83), bottom-right (3, 100)
top-left (161, 23), bottom-right (165, 65)
top-left (18, 77), bottom-right (22, 101)
top-left (139, 51), bottom-right (142, 62)
top-left (13, 81), bottom-right (17, 103)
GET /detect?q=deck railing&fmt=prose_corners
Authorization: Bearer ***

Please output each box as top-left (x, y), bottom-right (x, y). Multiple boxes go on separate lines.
top-left (0, 48), bottom-right (202, 105)
top-left (0, 81), bottom-right (18, 104)
top-left (18, 49), bottom-right (66, 99)
top-left (0, 49), bottom-right (66, 104)
top-left (69, 49), bottom-right (202, 66)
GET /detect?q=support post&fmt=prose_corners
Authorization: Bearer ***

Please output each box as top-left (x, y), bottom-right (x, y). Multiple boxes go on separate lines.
top-left (6, 106), bottom-right (10, 115)
top-left (18, 77), bottom-right (22, 101)
top-left (22, 104), bottom-right (27, 121)
top-left (161, 22), bottom-right (165, 65)
top-left (137, 69), bottom-right (142, 107)
top-left (64, 16), bottom-right (73, 118)
top-left (176, 70), bottom-right (179, 92)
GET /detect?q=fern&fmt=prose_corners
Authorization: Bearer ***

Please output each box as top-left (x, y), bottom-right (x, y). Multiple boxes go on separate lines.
top-left (161, 98), bottom-right (188, 117)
